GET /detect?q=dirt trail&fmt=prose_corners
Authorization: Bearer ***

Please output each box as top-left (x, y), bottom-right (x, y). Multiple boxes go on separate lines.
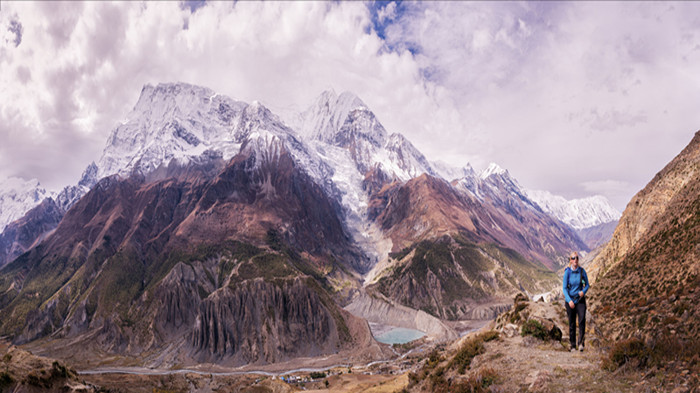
top-left (427, 297), bottom-right (673, 393)
top-left (470, 333), bottom-right (641, 392)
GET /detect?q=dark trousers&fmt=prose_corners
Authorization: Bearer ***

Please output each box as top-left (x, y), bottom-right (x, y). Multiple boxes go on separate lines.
top-left (565, 297), bottom-right (586, 348)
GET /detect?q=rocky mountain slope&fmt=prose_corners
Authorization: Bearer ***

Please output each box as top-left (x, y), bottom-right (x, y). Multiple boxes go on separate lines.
top-left (0, 129), bottom-right (375, 367)
top-left (361, 171), bottom-right (579, 320)
top-left (588, 131), bottom-right (700, 281)
top-left (589, 130), bottom-right (700, 373)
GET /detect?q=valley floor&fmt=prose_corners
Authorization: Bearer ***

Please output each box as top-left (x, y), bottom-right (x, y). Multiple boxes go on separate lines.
top-left (73, 331), bottom-right (684, 393)
top-left (5, 306), bottom-right (694, 392)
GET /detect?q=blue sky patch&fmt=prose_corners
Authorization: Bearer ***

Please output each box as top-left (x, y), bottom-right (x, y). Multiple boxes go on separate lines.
top-left (366, 1), bottom-right (420, 56)
top-left (182, 0), bottom-right (207, 14)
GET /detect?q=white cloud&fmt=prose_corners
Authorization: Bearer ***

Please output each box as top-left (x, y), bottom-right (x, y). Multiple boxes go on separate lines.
top-left (0, 1), bottom-right (699, 212)
top-left (0, 1), bottom-right (430, 190)
top-left (377, 1), bottom-right (397, 24)
top-left (378, 2), bottom-right (700, 210)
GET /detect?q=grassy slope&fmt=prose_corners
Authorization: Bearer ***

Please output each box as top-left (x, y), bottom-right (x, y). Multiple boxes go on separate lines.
top-left (372, 234), bottom-right (557, 320)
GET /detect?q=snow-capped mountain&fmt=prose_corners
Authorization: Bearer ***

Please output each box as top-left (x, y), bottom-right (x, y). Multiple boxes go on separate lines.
top-left (0, 177), bottom-right (52, 233)
top-left (524, 189), bottom-right (621, 230)
top-left (61, 83), bottom-right (331, 214)
top-left (1, 82), bottom-right (603, 270)
top-left (431, 161), bottom-right (476, 182)
top-left (283, 89), bottom-right (435, 182)
top-left (280, 89), bottom-right (436, 264)
top-left (452, 162), bottom-right (536, 208)
top-left (96, 83), bottom-right (246, 180)
top-left (288, 89), bottom-right (366, 144)
top-left (447, 162), bottom-right (619, 232)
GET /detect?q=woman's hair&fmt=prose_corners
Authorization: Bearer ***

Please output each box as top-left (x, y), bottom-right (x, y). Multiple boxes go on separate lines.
top-left (569, 251), bottom-right (579, 266)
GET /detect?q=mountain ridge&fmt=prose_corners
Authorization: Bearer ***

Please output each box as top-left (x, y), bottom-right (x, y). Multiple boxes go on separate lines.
top-left (1, 83), bottom-right (613, 271)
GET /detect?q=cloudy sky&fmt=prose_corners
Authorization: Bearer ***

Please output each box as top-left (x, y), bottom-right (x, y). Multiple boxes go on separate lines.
top-left (1, 1), bottom-right (699, 211)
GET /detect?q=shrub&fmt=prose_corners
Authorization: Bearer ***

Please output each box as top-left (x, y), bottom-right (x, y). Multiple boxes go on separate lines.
top-left (25, 372), bottom-right (50, 388)
top-left (636, 314), bottom-right (648, 329)
top-left (521, 319), bottom-right (549, 341)
top-left (309, 371), bottom-right (326, 379)
top-left (441, 367), bottom-right (499, 393)
top-left (0, 371), bottom-right (14, 389)
top-left (449, 331), bottom-right (498, 374)
top-left (51, 361), bottom-right (70, 379)
top-left (513, 293), bottom-right (528, 304)
top-left (480, 331), bottom-right (500, 343)
top-left (673, 302), bottom-right (690, 316)
top-left (603, 338), bottom-right (649, 371)
top-left (662, 316), bottom-right (678, 325)
top-left (513, 302), bottom-right (528, 314)
top-left (407, 371), bottom-right (421, 387)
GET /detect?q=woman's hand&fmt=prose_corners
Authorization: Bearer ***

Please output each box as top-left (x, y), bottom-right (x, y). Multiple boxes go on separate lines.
top-left (569, 300), bottom-right (575, 309)
top-left (579, 291), bottom-right (584, 298)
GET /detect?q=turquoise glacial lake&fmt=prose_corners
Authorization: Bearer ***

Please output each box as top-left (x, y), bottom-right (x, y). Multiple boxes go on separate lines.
top-left (373, 327), bottom-right (425, 344)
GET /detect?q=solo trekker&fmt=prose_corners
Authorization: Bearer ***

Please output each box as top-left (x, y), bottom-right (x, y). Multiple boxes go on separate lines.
top-left (563, 251), bottom-right (589, 352)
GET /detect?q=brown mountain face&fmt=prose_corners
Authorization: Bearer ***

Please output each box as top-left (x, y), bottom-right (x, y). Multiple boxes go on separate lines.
top-left (575, 220), bottom-right (618, 250)
top-left (588, 131), bottom-right (700, 281)
top-left (0, 141), bottom-right (371, 367)
top-left (0, 198), bottom-right (63, 269)
top-left (173, 137), bottom-right (361, 268)
top-left (365, 174), bottom-right (578, 320)
top-left (368, 235), bottom-right (557, 320)
top-left (370, 174), bottom-right (480, 246)
top-left (370, 174), bottom-right (585, 270)
top-left (589, 131), bottom-right (700, 372)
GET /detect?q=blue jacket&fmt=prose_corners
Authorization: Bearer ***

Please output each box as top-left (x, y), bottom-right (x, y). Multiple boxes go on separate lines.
top-left (563, 266), bottom-right (589, 304)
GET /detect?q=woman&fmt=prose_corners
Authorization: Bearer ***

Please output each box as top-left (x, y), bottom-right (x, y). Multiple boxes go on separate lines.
top-left (563, 251), bottom-right (589, 352)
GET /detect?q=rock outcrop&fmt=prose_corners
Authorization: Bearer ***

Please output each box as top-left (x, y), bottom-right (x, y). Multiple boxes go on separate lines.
top-left (0, 341), bottom-right (101, 392)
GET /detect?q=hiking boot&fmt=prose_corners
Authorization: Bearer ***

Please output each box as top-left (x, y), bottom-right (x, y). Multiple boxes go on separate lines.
top-left (570, 346), bottom-right (577, 352)
top-left (579, 345), bottom-right (584, 352)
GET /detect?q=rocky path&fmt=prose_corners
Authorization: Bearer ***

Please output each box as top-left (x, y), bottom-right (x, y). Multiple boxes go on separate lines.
top-left (471, 333), bottom-right (641, 392)
top-left (447, 297), bottom-right (686, 393)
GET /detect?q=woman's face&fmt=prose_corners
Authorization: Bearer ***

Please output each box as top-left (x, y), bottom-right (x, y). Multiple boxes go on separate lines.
top-left (570, 254), bottom-right (579, 268)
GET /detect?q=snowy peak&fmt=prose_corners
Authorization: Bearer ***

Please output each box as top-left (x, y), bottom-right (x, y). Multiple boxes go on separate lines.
top-left (294, 89), bottom-right (367, 143)
top-left (384, 133), bottom-right (435, 180)
top-left (235, 100), bottom-right (284, 142)
top-left (480, 162), bottom-right (508, 180)
top-left (0, 177), bottom-right (51, 232)
top-left (335, 107), bottom-right (388, 148)
top-left (97, 82), bottom-right (247, 180)
top-left (525, 189), bottom-right (621, 229)
top-left (55, 162), bottom-right (99, 212)
top-left (132, 82), bottom-right (229, 117)
top-left (240, 130), bottom-right (286, 169)
top-left (479, 162), bottom-right (524, 198)
top-left (431, 161), bottom-right (476, 182)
